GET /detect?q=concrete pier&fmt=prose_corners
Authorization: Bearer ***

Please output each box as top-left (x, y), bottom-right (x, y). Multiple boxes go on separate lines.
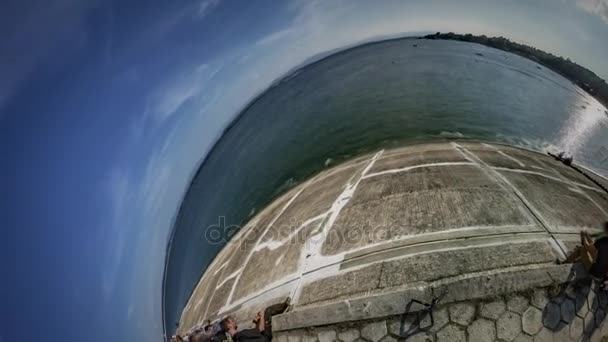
top-left (178, 142), bottom-right (608, 341)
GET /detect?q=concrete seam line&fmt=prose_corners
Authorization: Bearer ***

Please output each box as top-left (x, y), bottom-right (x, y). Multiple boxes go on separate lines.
top-left (362, 161), bottom-right (474, 178)
top-left (339, 232), bottom-right (552, 270)
top-left (273, 263), bottom-right (570, 331)
top-left (291, 150), bottom-right (385, 305)
top-left (493, 167), bottom-right (605, 193)
top-left (453, 143), bottom-right (567, 260)
top-left (343, 224), bottom-right (542, 259)
top-left (222, 180), bottom-right (311, 311)
top-left (253, 213), bottom-right (327, 252)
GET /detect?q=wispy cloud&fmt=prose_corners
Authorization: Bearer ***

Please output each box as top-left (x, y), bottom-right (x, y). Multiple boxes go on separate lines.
top-left (102, 122), bottom-right (179, 302)
top-left (102, 167), bottom-right (131, 300)
top-left (575, 0), bottom-right (608, 23)
top-left (255, 28), bottom-right (294, 46)
top-left (198, 0), bottom-right (223, 18)
top-left (144, 62), bottom-right (222, 124)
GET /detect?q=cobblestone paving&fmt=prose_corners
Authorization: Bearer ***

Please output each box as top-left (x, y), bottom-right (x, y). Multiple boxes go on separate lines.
top-left (274, 280), bottom-right (608, 341)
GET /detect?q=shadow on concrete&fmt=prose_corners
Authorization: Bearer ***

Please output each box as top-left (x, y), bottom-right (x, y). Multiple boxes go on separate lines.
top-left (582, 289), bottom-right (607, 342)
top-left (397, 288), bottom-right (448, 340)
top-left (542, 263), bottom-right (607, 341)
top-left (396, 300), bottom-right (432, 340)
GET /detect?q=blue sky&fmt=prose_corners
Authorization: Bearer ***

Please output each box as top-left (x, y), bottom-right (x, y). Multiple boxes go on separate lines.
top-left (2, 0), bottom-right (608, 341)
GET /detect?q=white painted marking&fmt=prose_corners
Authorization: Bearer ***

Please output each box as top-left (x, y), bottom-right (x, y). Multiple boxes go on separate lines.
top-left (275, 253), bottom-right (285, 266)
top-left (342, 224), bottom-right (539, 257)
top-left (497, 151), bottom-right (526, 167)
top-left (492, 167), bottom-right (604, 193)
top-left (363, 162), bottom-right (474, 179)
top-left (216, 275), bottom-right (299, 319)
top-left (454, 143), bottom-right (567, 260)
top-left (215, 268), bottom-right (242, 289)
top-left (540, 162), bottom-right (608, 219)
top-left (358, 237), bottom-right (554, 266)
top-left (291, 150), bottom-right (384, 303)
top-left (481, 144), bottom-right (526, 167)
top-left (220, 183), bottom-right (309, 314)
top-left (253, 213), bottom-right (327, 252)
top-left (530, 165), bottom-right (551, 172)
top-left (212, 154), bottom-right (386, 316)
top-left (213, 261), bottom-right (228, 276)
top-left (217, 274), bottom-right (300, 315)
top-left (451, 142), bottom-right (477, 163)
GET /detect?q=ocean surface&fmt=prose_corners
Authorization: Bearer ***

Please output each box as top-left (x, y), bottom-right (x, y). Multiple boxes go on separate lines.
top-left (163, 38), bottom-right (608, 333)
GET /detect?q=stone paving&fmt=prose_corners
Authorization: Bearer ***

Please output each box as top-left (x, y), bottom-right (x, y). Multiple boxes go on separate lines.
top-left (177, 142), bottom-right (608, 340)
top-left (273, 279), bottom-right (608, 341)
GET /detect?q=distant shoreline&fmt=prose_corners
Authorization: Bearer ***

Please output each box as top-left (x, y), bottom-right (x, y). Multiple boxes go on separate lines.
top-left (421, 32), bottom-right (608, 112)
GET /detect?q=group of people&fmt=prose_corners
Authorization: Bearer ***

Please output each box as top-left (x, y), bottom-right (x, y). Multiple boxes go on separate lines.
top-left (171, 301), bottom-right (290, 342)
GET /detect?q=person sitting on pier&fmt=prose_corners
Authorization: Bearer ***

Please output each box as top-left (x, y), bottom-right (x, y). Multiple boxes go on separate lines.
top-left (212, 314), bottom-right (268, 342)
top-left (189, 323), bottom-right (215, 342)
top-left (211, 301), bottom-right (290, 342)
top-left (561, 222), bottom-right (608, 287)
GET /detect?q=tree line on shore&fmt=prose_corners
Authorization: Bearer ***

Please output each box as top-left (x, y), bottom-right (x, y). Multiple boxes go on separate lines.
top-left (422, 32), bottom-right (608, 111)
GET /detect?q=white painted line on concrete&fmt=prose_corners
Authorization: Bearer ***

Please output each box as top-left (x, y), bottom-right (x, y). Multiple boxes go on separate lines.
top-left (451, 143), bottom-right (538, 225)
top-left (289, 234), bottom-right (558, 291)
top-left (541, 162), bottom-right (608, 219)
top-left (215, 268), bottom-right (243, 289)
top-left (291, 150), bottom-right (384, 304)
top-left (282, 225), bottom-right (545, 295)
top-left (221, 183), bottom-right (310, 312)
top-left (211, 152), bottom-right (386, 318)
top-left (341, 232), bottom-right (555, 270)
top-left (451, 142), bottom-right (477, 163)
top-left (575, 188), bottom-right (608, 218)
top-left (185, 221), bottom-right (257, 316)
top-left (530, 165), bottom-right (555, 174)
top-left (362, 161), bottom-right (474, 179)
top-left (453, 143), bottom-right (567, 260)
top-left (213, 261), bottom-right (228, 276)
top-left (344, 224), bottom-right (541, 259)
top-left (253, 213), bottom-right (328, 252)
top-left (498, 151), bottom-right (526, 167)
top-left (359, 236), bottom-right (555, 267)
top-left (492, 167), bottom-right (604, 193)
top-left (481, 143), bottom-right (526, 167)
top-left (217, 274), bottom-right (301, 315)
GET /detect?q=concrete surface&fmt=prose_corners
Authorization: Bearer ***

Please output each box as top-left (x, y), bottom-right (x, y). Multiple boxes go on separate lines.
top-left (177, 142), bottom-right (608, 341)
top-left (270, 280), bottom-right (608, 342)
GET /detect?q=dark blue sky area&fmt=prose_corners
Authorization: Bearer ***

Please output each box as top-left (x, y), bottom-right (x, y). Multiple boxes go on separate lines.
top-left (2, 0), bottom-right (608, 341)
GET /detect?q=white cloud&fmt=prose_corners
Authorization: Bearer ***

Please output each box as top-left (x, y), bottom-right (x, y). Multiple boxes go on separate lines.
top-left (102, 167), bottom-right (132, 300)
top-left (255, 28), bottom-right (294, 46)
top-left (101, 120), bottom-right (183, 309)
top-left (198, 0), bottom-right (223, 18)
top-left (144, 62), bottom-right (222, 124)
top-left (575, 0), bottom-right (608, 23)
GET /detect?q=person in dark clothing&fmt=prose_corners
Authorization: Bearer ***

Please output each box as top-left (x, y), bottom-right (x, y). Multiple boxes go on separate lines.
top-left (562, 222), bottom-right (608, 286)
top-left (212, 315), bottom-right (268, 342)
top-left (211, 300), bottom-right (290, 342)
top-left (254, 301), bottom-right (290, 340)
